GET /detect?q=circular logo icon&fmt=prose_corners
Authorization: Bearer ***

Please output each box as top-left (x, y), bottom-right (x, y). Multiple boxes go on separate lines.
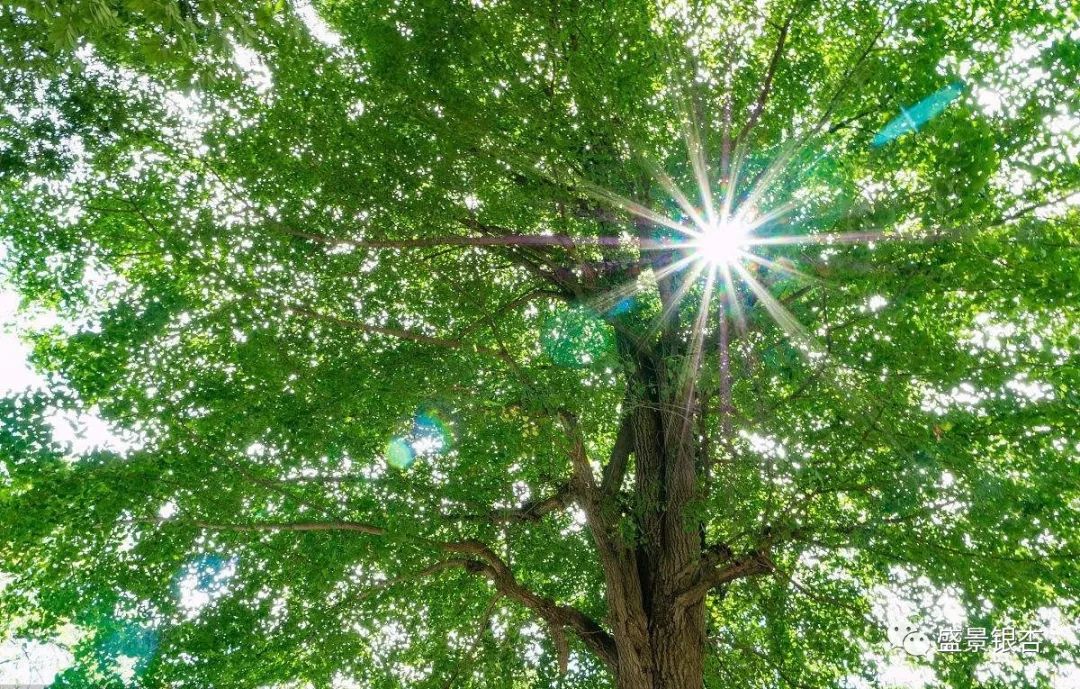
top-left (902, 630), bottom-right (933, 657)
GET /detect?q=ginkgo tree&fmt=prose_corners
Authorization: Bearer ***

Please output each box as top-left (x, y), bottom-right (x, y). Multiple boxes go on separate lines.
top-left (1, 1), bottom-right (1078, 688)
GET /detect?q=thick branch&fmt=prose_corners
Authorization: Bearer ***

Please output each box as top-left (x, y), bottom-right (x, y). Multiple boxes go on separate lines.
top-left (675, 549), bottom-right (775, 608)
top-left (460, 482), bottom-right (575, 524)
top-left (129, 517), bottom-right (387, 535)
top-left (356, 557), bottom-right (482, 602)
top-left (559, 411), bottom-right (602, 515)
top-left (131, 517), bottom-right (505, 569)
top-left (559, 409), bottom-right (635, 578)
top-left (133, 516), bottom-right (617, 669)
top-left (600, 411), bottom-right (634, 497)
top-left (277, 223), bottom-right (628, 251)
top-left (557, 410), bottom-right (652, 680)
top-left (452, 553), bottom-right (619, 670)
top-left (460, 218), bottom-right (584, 298)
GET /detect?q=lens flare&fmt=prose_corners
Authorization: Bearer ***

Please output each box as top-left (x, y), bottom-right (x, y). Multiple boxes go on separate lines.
top-left (98, 624), bottom-right (158, 670)
top-left (872, 81), bottom-right (966, 147)
top-left (541, 306), bottom-right (613, 368)
top-left (174, 554), bottom-right (236, 618)
top-left (412, 412), bottom-right (450, 456)
top-left (385, 437), bottom-right (416, 470)
top-left (86, 610), bottom-right (159, 681)
top-left (384, 410), bottom-right (452, 471)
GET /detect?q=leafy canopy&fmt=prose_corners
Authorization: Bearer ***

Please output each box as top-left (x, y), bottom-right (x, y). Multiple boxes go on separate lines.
top-left (1, 0), bottom-right (1079, 688)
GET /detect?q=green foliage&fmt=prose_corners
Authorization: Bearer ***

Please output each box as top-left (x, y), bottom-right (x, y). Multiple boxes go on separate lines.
top-left (1, 0), bottom-right (1078, 687)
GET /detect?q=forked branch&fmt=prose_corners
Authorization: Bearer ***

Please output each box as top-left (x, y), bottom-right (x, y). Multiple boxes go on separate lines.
top-left (454, 482), bottom-right (575, 524)
top-left (130, 516), bottom-right (618, 670)
top-left (675, 548), bottom-right (775, 608)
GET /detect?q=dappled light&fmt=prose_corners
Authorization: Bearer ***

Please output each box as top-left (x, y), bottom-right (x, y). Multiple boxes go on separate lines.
top-left (1, 1), bottom-right (1078, 688)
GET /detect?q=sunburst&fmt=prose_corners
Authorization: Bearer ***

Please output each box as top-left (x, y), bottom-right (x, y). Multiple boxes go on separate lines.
top-left (575, 142), bottom-right (854, 352)
top-left (691, 217), bottom-right (753, 266)
top-left (558, 112), bottom-right (897, 439)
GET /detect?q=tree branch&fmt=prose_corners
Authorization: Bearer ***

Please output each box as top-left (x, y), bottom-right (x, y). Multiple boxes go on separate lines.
top-left (600, 411), bottom-right (634, 497)
top-left (450, 553), bottom-right (619, 670)
top-left (558, 410), bottom-right (650, 674)
top-left (355, 558), bottom-right (483, 602)
top-left (733, 7), bottom-right (796, 147)
top-left (456, 288), bottom-right (567, 337)
top-left (128, 517), bottom-right (387, 535)
top-left (276, 222), bottom-right (629, 251)
top-left (560, 411), bottom-right (601, 508)
top-left (455, 482), bottom-right (575, 524)
top-left (459, 218), bottom-right (584, 298)
top-left (131, 516), bottom-right (617, 670)
top-left (440, 594), bottom-right (501, 689)
top-left (290, 305), bottom-right (518, 367)
top-left (674, 548), bottom-right (775, 609)
top-left (737, 18), bottom-right (887, 210)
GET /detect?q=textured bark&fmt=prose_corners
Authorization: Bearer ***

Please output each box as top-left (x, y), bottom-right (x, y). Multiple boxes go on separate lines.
top-left (565, 214), bottom-right (773, 689)
top-left (589, 342), bottom-right (707, 689)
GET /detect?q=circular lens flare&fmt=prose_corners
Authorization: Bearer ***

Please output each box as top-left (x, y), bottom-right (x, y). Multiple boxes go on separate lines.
top-left (695, 218), bottom-right (750, 265)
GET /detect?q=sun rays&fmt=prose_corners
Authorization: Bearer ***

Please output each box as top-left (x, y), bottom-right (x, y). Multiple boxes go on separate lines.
top-left (575, 127), bottom-right (867, 355)
top-left (550, 103), bottom-right (899, 434)
top-left (447, 103), bottom-right (893, 388)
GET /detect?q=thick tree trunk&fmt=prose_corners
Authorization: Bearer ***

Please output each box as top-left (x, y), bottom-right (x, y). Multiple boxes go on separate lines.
top-left (648, 601), bottom-right (707, 689)
top-left (588, 222), bottom-right (712, 689)
top-left (610, 598), bottom-right (707, 689)
top-left (604, 348), bottom-right (708, 689)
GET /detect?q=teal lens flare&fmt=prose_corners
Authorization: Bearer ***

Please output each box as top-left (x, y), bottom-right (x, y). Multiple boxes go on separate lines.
top-left (872, 81), bottom-right (965, 147)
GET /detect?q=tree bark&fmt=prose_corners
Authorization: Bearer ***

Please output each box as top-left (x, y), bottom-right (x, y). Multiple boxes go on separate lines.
top-left (568, 216), bottom-right (727, 689)
top-left (592, 344), bottom-right (708, 689)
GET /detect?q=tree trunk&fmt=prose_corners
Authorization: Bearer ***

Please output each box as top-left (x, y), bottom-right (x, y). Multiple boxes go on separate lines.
top-left (587, 222), bottom-right (711, 689)
top-left (603, 347), bottom-right (708, 689)
top-left (647, 601), bottom-right (707, 689)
